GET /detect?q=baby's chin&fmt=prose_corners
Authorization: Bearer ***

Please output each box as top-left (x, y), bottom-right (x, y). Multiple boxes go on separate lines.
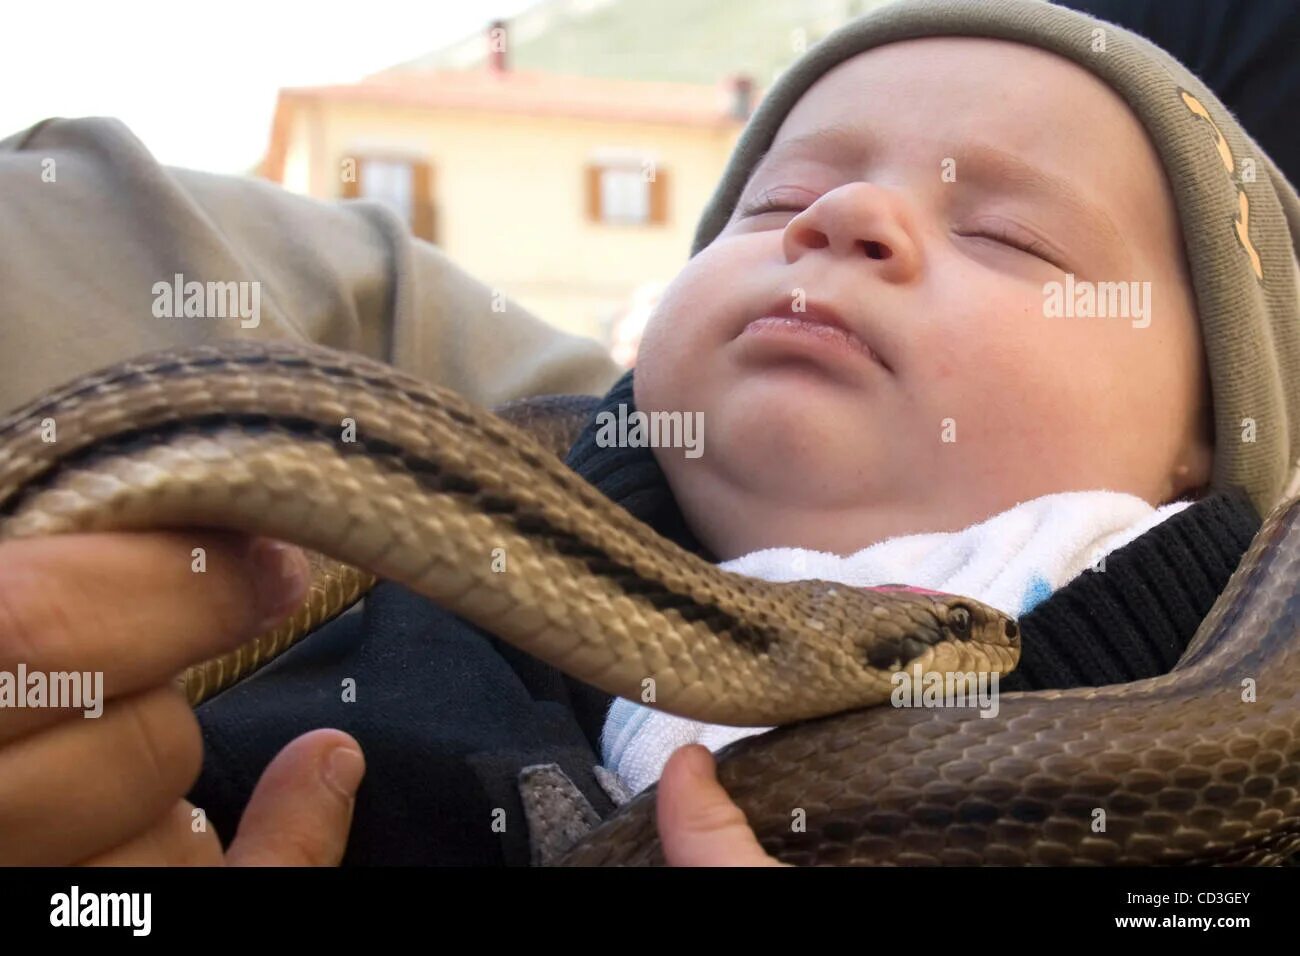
top-left (725, 361), bottom-right (881, 435)
top-left (656, 379), bottom-right (898, 508)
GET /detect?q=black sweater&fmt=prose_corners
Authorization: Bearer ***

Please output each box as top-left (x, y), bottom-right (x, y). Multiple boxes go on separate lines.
top-left (188, 370), bottom-right (1261, 865)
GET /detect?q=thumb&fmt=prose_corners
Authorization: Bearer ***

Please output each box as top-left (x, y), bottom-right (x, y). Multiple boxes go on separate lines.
top-left (656, 745), bottom-right (787, 866)
top-left (226, 729), bottom-right (364, 866)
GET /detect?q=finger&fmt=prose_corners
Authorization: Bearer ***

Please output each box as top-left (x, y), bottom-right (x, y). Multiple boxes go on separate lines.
top-left (656, 745), bottom-right (787, 867)
top-left (0, 685), bottom-right (203, 866)
top-left (0, 532), bottom-right (308, 743)
top-left (81, 799), bottom-right (225, 866)
top-left (225, 730), bottom-right (364, 867)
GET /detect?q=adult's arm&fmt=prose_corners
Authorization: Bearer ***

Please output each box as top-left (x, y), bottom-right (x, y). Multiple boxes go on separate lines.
top-left (0, 117), bottom-right (623, 413)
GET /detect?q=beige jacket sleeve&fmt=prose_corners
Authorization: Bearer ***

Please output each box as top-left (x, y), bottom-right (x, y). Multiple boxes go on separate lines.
top-left (0, 117), bottom-right (623, 413)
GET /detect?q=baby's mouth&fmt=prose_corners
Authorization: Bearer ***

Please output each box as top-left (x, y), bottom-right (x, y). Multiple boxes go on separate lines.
top-left (740, 311), bottom-right (888, 371)
top-left (743, 315), bottom-right (878, 357)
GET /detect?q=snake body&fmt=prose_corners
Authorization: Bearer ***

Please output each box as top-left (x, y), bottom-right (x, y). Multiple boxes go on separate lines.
top-left (0, 340), bottom-right (1296, 865)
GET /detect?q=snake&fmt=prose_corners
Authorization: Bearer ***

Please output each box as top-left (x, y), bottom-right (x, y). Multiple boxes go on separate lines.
top-left (0, 339), bottom-right (1296, 866)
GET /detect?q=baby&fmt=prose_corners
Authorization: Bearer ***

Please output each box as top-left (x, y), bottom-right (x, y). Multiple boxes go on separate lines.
top-left (642, 37), bottom-right (1209, 562)
top-left (594, 6), bottom-right (1300, 793)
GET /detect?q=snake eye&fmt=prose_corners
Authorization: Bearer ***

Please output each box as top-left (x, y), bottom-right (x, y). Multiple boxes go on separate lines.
top-left (948, 605), bottom-right (972, 640)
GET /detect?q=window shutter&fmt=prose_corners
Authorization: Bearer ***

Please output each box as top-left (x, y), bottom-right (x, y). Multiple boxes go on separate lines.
top-left (341, 157), bottom-right (363, 199)
top-left (585, 164), bottom-right (603, 221)
top-left (412, 160), bottom-right (436, 242)
top-left (648, 166), bottom-right (669, 224)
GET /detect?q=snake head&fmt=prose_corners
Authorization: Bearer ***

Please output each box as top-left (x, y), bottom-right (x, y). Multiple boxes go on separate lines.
top-left (938, 595), bottom-right (1019, 646)
top-left (854, 585), bottom-right (1020, 674)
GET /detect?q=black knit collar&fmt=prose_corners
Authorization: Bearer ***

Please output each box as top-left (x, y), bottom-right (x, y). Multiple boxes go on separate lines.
top-left (564, 369), bottom-right (1262, 692)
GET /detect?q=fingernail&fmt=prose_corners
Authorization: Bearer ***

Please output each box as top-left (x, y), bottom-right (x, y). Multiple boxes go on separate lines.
top-left (324, 746), bottom-right (365, 798)
top-left (683, 746), bottom-right (712, 779)
top-left (249, 539), bottom-right (310, 630)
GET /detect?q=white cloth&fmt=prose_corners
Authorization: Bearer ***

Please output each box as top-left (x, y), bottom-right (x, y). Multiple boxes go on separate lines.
top-left (600, 490), bottom-right (1191, 796)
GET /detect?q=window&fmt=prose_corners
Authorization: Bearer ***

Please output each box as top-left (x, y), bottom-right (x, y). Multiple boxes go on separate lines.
top-left (340, 155), bottom-right (437, 242)
top-left (585, 162), bottom-right (668, 226)
top-left (361, 159), bottom-right (413, 220)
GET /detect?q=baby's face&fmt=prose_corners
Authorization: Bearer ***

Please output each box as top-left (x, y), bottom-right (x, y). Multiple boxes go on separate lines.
top-left (634, 37), bottom-right (1212, 560)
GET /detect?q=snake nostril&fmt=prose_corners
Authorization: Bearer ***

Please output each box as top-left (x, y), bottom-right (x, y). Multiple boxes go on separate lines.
top-left (1005, 620), bottom-right (1019, 641)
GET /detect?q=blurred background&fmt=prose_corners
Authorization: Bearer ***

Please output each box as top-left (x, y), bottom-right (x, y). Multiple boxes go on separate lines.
top-left (1, 0), bottom-right (890, 364)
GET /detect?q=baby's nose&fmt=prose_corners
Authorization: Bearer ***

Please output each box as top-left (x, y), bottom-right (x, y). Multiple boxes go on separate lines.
top-left (782, 182), bottom-right (922, 282)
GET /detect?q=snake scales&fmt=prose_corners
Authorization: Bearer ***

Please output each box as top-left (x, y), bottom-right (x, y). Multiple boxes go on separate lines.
top-left (0, 340), bottom-right (1296, 866)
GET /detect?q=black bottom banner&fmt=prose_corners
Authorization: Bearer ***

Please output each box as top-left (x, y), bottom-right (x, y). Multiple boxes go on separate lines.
top-left (0, 865), bottom-right (1292, 943)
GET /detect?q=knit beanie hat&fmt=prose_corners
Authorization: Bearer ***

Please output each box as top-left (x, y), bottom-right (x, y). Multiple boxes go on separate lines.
top-left (691, 0), bottom-right (1300, 517)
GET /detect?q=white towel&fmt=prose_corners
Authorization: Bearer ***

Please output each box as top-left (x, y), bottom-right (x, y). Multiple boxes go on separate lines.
top-left (600, 490), bottom-right (1191, 796)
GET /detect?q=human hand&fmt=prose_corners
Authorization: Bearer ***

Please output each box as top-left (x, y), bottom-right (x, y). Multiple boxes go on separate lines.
top-left (0, 531), bottom-right (364, 865)
top-left (656, 744), bottom-right (788, 866)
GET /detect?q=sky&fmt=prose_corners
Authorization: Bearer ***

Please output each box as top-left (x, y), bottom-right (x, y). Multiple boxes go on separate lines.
top-left (1, 0), bottom-right (539, 173)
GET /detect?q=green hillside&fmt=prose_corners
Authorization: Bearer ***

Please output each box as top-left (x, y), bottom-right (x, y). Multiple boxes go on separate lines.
top-left (392, 0), bottom-right (891, 85)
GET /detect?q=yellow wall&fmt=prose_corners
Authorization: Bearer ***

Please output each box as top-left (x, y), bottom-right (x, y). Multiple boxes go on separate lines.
top-left (287, 101), bottom-right (741, 339)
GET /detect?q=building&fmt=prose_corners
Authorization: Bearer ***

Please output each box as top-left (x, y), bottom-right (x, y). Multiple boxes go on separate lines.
top-left (259, 21), bottom-right (754, 339)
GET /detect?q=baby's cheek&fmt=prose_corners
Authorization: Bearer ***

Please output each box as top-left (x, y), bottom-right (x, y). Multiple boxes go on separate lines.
top-left (629, 329), bottom-right (670, 410)
top-left (635, 274), bottom-right (729, 401)
top-left (633, 319), bottom-right (706, 423)
top-left (924, 333), bottom-right (1069, 454)
top-left (638, 277), bottom-right (707, 361)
